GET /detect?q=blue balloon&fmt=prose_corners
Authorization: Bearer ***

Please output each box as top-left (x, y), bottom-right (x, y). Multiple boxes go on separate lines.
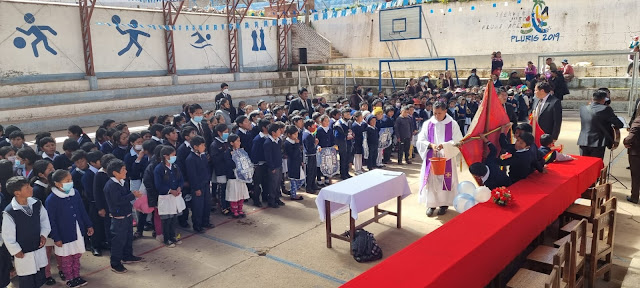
top-left (453, 193), bottom-right (476, 213)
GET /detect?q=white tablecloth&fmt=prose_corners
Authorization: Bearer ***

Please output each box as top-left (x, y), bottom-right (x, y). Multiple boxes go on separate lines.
top-left (315, 169), bottom-right (411, 221)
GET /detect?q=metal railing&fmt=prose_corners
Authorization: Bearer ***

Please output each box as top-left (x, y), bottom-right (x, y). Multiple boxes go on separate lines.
top-left (297, 63), bottom-right (356, 99)
top-left (537, 51), bottom-right (639, 116)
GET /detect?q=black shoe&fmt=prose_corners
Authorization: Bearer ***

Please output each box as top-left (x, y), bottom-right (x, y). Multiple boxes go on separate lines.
top-left (111, 264), bottom-right (127, 274)
top-left (406, 160), bottom-right (413, 165)
top-left (397, 162), bottom-right (403, 165)
top-left (437, 206), bottom-right (448, 215)
top-left (122, 256), bottom-right (144, 264)
top-left (179, 222), bottom-right (190, 228)
top-left (45, 276), bottom-right (56, 286)
top-left (283, 190), bottom-right (291, 195)
top-left (203, 223), bottom-right (215, 229)
top-left (75, 277), bottom-right (88, 287)
top-left (193, 227), bottom-right (204, 233)
top-left (627, 196), bottom-right (639, 204)
top-left (426, 208), bottom-right (435, 217)
top-left (92, 248), bottom-right (102, 257)
top-left (59, 270), bottom-right (66, 281)
top-left (65, 278), bottom-right (79, 288)
top-left (269, 203), bottom-right (279, 208)
top-left (253, 200), bottom-right (263, 207)
top-left (277, 200), bottom-right (285, 206)
top-left (144, 223), bottom-right (154, 231)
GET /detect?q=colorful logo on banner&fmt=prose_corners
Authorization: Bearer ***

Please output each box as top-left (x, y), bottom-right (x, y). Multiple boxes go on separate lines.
top-left (512, 0), bottom-right (560, 43)
top-left (232, 148), bottom-right (254, 183)
top-left (14, 13), bottom-right (58, 58)
top-left (112, 15), bottom-right (150, 57)
top-left (318, 147), bottom-right (339, 177)
top-left (378, 127), bottom-right (394, 149)
top-left (251, 28), bottom-right (267, 51)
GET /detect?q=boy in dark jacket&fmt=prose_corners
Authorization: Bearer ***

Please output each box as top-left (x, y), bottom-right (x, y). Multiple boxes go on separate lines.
top-left (302, 120), bottom-right (320, 193)
top-left (333, 109), bottom-right (353, 180)
top-left (210, 124), bottom-right (231, 215)
top-left (499, 132), bottom-right (545, 183)
top-left (351, 112), bottom-right (366, 175)
top-left (365, 114), bottom-right (380, 170)
top-left (469, 134), bottom-right (512, 189)
top-left (394, 105), bottom-right (414, 165)
top-left (185, 136), bottom-right (214, 233)
top-left (104, 160), bottom-right (142, 273)
top-left (263, 124), bottom-right (285, 208)
top-left (284, 125), bottom-right (304, 200)
top-left (377, 106), bottom-right (395, 164)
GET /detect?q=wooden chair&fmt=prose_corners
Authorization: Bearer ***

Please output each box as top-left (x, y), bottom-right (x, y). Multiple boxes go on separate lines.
top-left (569, 219), bottom-right (588, 288)
top-left (554, 197), bottom-right (617, 250)
top-left (508, 241), bottom-right (569, 288)
top-left (598, 166), bottom-right (608, 186)
top-left (562, 184), bottom-right (611, 229)
top-left (586, 207), bottom-right (617, 287)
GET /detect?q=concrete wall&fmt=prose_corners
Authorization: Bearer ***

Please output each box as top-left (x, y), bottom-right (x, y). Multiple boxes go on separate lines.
top-left (312, 0), bottom-right (640, 60)
top-left (0, 0), bottom-right (278, 83)
top-left (291, 23), bottom-right (331, 64)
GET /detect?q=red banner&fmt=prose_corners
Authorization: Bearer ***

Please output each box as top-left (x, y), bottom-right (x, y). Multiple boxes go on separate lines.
top-left (459, 81), bottom-right (511, 167)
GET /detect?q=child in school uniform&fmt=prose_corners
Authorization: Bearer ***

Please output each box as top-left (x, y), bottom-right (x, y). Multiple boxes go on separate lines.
top-left (104, 160), bottom-right (143, 273)
top-left (378, 106), bottom-right (395, 165)
top-left (67, 126), bottom-right (92, 147)
top-left (81, 151), bottom-right (106, 257)
top-left (45, 169), bottom-right (94, 288)
top-left (469, 134), bottom-right (513, 190)
top-left (100, 129), bottom-right (116, 155)
top-left (226, 134), bottom-right (251, 217)
top-left (365, 114), bottom-right (380, 171)
top-left (111, 130), bottom-right (130, 161)
top-left (1, 176), bottom-right (51, 288)
top-left (498, 132), bottom-right (545, 184)
top-left (27, 160), bottom-right (59, 285)
top-left (141, 143), bottom-right (163, 242)
top-left (8, 131), bottom-right (29, 151)
top-left (39, 137), bottom-right (59, 164)
top-left (175, 127), bottom-right (196, 229)
top-left (210, 124), bottom-right (231, 216)
top-left (54, 139), bottom-right (79, 171)
top-left (315, 115), bottom-right (334, 186)
top-left (70, 151), bottom-right (92, 251)
top-left (302, 120), bottom-right (320, 194)
top-left (185, 136), bottom-right (213, 232)
top-left (334, 109), bottom-right (353, 180)
top-left (16, 147), bottom-right (40, 179)
top-left (124, 133), bottom-right (148, 239)
top-left (538, 134), bottom-right (574, 164)
top-left (351, 111), bottom-right (366, 175)
top-left (153, 146), bottom-right (184, 248)
top-left (284, 126), bottom-right (305, 200)
top-left (264, 124), bottom-right (286, 209)
top-left (94, 154), bottom-right (118, 250)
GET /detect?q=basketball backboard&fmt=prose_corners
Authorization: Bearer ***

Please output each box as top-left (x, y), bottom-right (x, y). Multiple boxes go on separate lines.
top-left (379, 6), bottom-right (422, 42)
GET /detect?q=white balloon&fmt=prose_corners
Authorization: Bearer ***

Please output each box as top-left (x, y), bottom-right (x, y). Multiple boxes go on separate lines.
top-left (474, 186), bottom-right (492, 203)
top-left (457, 181), bottom-right (476, 196)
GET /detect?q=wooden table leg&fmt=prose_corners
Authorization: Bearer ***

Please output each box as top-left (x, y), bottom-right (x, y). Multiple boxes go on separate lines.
top-left (349, 208), bottom-right (355, 255)
top-left (325, 200), bottom-right (332, 248)
top-left (397, 196), bottom-right (402, 229)
top-left (374, 205), bottom-right (379, 223)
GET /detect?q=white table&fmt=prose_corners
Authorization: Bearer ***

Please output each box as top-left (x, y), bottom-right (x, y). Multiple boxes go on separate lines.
top-left (315, 169), bottom-right (412, 250)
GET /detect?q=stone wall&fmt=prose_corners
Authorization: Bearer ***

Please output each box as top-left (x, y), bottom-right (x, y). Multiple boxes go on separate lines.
top-left (291, 23), bottom-right (331, 64)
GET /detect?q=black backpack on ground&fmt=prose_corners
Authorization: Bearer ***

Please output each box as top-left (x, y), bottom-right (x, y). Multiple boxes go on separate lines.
top-left (350, 229), bottom-right (383, 263)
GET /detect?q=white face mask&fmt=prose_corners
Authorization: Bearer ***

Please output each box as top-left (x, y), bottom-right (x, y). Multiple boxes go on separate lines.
top-left (419, 82), bottom-right (425, 86)
top-left (134, 144), bottom-right (143, 151)
top-left (223, 88), bottom-right (229, 94)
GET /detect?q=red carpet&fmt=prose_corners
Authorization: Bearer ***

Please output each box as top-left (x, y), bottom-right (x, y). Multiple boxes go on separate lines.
top-left (342, 156), bottom-right (603, 288)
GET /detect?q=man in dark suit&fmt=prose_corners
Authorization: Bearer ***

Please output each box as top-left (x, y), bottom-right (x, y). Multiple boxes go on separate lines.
top-left (184, 103), bottom-right (213, 149)
top-left (532, 82), bottom-right (563, 140)
top-left (624, 109), bottom-right (640, 204)
top-left (498, 88), bottom-right (518, 128)
top-left (288, 88), bottom-right (314, 115)
top-left (577, 90), bottom-right (624, 159)
top-left (215, 83), bottom-right (236, 120)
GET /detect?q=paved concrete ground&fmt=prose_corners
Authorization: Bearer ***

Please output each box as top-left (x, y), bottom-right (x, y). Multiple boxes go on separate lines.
top-left (8, 113), bottom-right (640, 288)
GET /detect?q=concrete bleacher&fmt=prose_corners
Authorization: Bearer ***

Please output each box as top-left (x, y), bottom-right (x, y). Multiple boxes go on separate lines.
top-left (2, 63), bottom-right (637, 134)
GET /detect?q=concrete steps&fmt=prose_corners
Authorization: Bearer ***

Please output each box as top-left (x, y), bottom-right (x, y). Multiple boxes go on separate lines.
top-left (331, 47), bottom-right (346, 59)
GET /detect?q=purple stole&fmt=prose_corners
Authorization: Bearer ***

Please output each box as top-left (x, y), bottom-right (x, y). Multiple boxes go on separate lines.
top-left (423, 120), bottom-right (453, 191)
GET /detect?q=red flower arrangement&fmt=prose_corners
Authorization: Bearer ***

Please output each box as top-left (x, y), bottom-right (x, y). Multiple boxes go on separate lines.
top-left (491, 186), bottom-right (513, 206)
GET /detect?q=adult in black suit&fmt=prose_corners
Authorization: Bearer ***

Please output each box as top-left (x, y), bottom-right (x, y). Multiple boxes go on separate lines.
top-left (550, 70), bottom-right (569, 101)
top-left (215, 83), bottom-right (236, 121)
top-left (288, 88), bottom-right (314, 115)
top-left (184, 103), bottom-right (213, 149)
top-left (577, 90), bottom-right (624, 159)
top-left (498, 88), bottom-right (518, 128)
top-left (532, 82), bottom-right (563, 140)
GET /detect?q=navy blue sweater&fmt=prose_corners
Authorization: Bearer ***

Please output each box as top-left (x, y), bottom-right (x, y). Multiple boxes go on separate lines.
top-left (209, 138), bottom-right (229, 177)
top-left (53, 154), bottom-right (73, 171)
top-left (93, 171), bottom-right (110, 212)
top-left (238, 129), bottom-right (254, 154)
top-left (45, 189), bottom-right (92, 244)
top-left (176, 142), bottom-right (191, 182)
top-left (302, 131), bottom-right (317, 156)
top-left (104, 179), bottom-right (135, 217)
top-left (124, 150), bottom-right (147, 181)
top-left (153, 163), bottom-right (184, 196)
top-left (316, 127), bottom-right (334, 148)
top-left (185, 151), bottom-right (211, 192)
top-left (284, 140), bottom-right (303, 179)
top-left (71, 167), bottom-right (87, 200)
top-left (112, 146), bottom-right (128, 161)
top-left (263, 136), bottom-right (283, 170)
top-left (81, 168), bottom-right (96, 202)
top-left (351, 122), bottom-right (365, 154)
top-left (100, 141), bottom-right (114, 155)
top-left (250, 133), bottom-right (267, 164)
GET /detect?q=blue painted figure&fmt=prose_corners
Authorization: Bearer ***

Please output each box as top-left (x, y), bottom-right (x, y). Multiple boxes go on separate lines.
top-left (190, 32), bottom-right (212, 49)
top-left (15, 13), bottom-right (57, 57)
top-left (112, 15), bottom-right (150, 57)
top-left (259, 28), bottom-right (266, 51)
top-left (251, 30), bottom-right (259, 51)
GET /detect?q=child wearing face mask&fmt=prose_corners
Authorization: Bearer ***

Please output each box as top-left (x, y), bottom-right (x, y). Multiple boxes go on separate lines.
top-left (153, 146), bottom-right (184, 248)
top-left (45, 169), bottom-right (94, 287)
top-left (210, 124), bottom-right (231, 216)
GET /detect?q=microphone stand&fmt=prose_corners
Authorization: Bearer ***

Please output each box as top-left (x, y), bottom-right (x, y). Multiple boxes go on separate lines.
top-left (608, 147), bottom-right (628, 189)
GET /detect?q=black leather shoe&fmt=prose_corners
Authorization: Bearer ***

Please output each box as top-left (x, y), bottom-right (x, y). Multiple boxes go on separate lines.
top-left (92, 248), bottom-right (102, 257)
top-left (269, 203), bottom-right (279, 208)
top-left (253, 201), bottom-right (263, 208)
top-left (277, 200), bottom-right (285, 206)
top-left (193, 227), bottom-right (204, 233)
top-left (627, 196), bottom-right (639, 204)
top-left (426, 208), bottom-right (435, 217)
top-left (437, 206), bottom-right (448, 215)
top-left (45, 277), bottom-right (56, 286)
top-left (203, 223), bottom-right (215, 229)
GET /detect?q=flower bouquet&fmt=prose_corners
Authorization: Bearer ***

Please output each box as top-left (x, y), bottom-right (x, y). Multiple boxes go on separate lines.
top-left (491, 186), bottom-right (512, 206)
